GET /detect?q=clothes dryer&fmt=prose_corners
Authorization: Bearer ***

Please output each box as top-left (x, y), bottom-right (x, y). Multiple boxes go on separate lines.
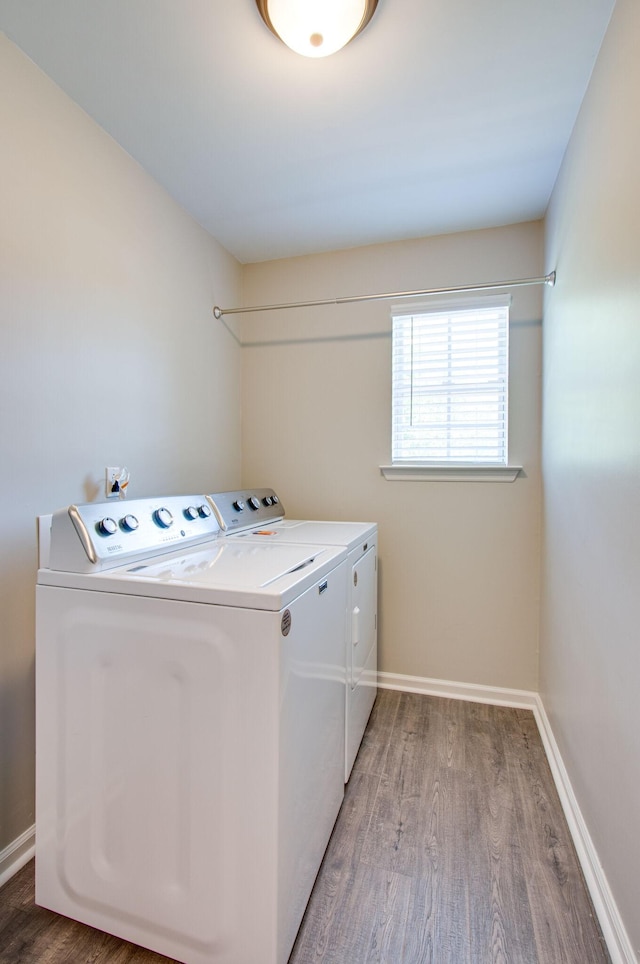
top-left (36, 494), bottom-right (347, 964)
top-left (207, 488), bottom-right (377, 781)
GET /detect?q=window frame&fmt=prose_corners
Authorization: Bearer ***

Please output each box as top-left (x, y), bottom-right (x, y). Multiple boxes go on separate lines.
top-left (380, 294), bottom-right (522, 482)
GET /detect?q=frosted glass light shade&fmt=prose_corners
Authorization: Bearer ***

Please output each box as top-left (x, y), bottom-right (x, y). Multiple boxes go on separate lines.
top-left (256, 0), bottom-right (378, 58)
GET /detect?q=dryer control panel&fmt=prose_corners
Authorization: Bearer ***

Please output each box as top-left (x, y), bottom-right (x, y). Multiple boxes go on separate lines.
top-left (208, 488), bottom-right (285, 532)
top-left (47, 495), bottom-right (220, 572)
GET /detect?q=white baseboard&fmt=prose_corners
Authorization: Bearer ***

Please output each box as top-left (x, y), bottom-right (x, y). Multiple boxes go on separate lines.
top-left (377, 670), bottom-right (539, 709)
top-left (0, 823), bottom-right (35, 889)
top-left (377, 671), bottom-right (636, 964)
top-left (532, 696), bottom-right (637, 964)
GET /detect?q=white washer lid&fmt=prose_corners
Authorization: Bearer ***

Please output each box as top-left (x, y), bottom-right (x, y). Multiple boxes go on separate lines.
top-left (130, 540), bottom-right (329, 586)
top-left (38, 539), bottom-right (347, 611)
top-left (233, 519), bottom-right (377, 551)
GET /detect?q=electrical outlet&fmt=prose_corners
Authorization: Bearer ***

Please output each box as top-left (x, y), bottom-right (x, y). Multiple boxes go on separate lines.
top-left (105, 466), bottom-right (121, 498)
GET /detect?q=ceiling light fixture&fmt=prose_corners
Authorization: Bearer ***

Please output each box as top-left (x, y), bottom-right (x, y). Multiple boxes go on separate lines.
top-left (255, 0), bottom-right (378, 58)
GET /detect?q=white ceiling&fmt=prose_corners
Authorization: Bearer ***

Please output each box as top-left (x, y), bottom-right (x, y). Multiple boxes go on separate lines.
top-left (1, 0), bottom-right (615, 263)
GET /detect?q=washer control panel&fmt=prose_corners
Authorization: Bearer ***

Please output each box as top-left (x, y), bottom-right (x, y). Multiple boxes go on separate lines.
top-left (208, 488), bottom-right (284, 532)
top-left (47, 495), bottom-right (220, 572)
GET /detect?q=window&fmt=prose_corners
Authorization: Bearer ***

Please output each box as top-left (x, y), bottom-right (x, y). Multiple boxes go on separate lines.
top-left (391, 296), bottom-right (510, 466)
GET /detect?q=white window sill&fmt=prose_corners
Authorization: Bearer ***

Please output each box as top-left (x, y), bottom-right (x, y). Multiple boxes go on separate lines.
top-left (379, 464), bottom-right (523, 482)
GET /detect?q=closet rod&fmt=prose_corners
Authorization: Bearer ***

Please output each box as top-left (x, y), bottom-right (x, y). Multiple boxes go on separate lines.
top-left (212, 271), bottom-right (555, 319)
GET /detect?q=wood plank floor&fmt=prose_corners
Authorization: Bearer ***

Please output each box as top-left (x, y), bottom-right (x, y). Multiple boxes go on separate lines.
top-left (290, 690), bottom-right (610, 964)
top-left (0, 690), bottom-right (610, 963)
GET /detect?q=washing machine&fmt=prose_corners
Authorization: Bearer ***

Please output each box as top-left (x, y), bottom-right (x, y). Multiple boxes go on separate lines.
top-left (206, 488), bottom-right (377, 782)
top-left (35, 494), bottom-right (348, 964)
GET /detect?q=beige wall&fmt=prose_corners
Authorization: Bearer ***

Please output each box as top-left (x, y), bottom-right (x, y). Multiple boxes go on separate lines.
top-left (242, 222), bottom-right (544, 691)
top-left (541, 0), bottom-right (640, 950)
top-left (0, 36), bottom-right (242, 856)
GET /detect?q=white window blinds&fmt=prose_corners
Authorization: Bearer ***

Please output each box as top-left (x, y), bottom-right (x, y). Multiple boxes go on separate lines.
top-left (391, 297), bottom-right (510, 465)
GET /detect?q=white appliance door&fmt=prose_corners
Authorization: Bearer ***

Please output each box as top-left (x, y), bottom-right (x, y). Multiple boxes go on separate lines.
top-left (36, 587), bottom-right (254, 963)
top-left (346, 545), bottom-right (378, 780)
top-left (350, 546), bottom-right (377, 689)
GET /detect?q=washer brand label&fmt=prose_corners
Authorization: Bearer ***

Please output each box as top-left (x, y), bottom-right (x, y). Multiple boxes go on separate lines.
top-left (281, 610), bottom-right (292, 637)
top-left (107, 544), bottom-right (123, 552)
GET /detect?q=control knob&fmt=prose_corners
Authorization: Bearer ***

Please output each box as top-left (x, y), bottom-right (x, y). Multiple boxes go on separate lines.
top-left (232, 500), bottom-right (245, 512)
top-left (262, 496), bottom-right (273, 506)
top-left (272, 494), bottom-right (279, 504)
top-left (248, 497), bottom-right (260, 510)
top-left (97, 517), bottom-right (117, 536)
top-left (198, 504), bottom-right (212, 518)
top-left (120, 514), bottom-right (139, 532)
top-left (154, 507), bottom-right (174, 529)
top-left (184, 506), bottom-right (199, 521)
